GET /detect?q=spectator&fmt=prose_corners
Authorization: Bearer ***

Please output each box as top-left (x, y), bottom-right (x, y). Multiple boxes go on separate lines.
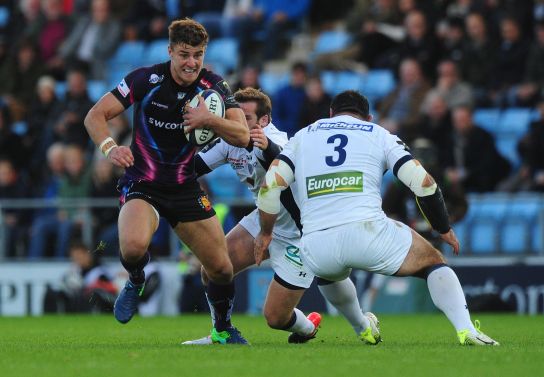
top-left (24, 0), bottom-right (72, 78)
top-left (232, 64), bottom-right (261, 92)
top-left (45, 68), bottom-right (93, 149)
top-left (55, 0), bottom-right (121, 80)
top-left (0, 38), bottom-right (44, 108)
top-left (28, 144), bottom-right (92, 259)
top-left (513, 20), bottom-right (544, 106)
top-left (421, 59), bottom-right (474, 111)
top-left (501, 100), bottom-right (544, 192)
top-left (272, 61), bottom-right (307, 137)
top-left (43, 241), bottom-right (117, 313)
top-left (122, 0), bottom-right (168, 42)
top-left (492, 16), bottom-right (530, 107)
top-left (445, 106), bottom-right (511, 192)
top-left (298, 75), bottom-right (332, 130)
top-left (26, 76), bottom-right (60, 178)
top-left (377, 58), bottom-right (430, 141)
top-left (438, 17), bottom-right (466, 63)
top-left (460, 12), bottom-right (497, 107)
top-left (0, 103), bottom-right (27, 170)
top-left (386, 10), bottom-right (441, 78)
top-left (0, 158), bottom-right (30, 257)
top-left (417, 92), bottom-right (454, 168)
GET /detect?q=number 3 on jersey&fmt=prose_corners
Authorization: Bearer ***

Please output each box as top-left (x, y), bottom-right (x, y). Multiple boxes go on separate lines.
top-left (325, 134), bottom-right (348, 166)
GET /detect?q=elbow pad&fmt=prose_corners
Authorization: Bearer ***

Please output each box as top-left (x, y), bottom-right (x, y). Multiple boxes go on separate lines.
top-left (415, 187), bottom-right (451, 234)
top-left (257, 159), bottom-right (294, 214)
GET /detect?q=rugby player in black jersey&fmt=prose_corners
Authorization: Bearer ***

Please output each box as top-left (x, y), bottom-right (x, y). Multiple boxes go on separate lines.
top-left (84, 18), bottom-right (249, 343)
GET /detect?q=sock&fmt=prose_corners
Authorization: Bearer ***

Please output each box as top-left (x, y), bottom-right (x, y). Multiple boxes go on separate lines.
top-left (319, 278), bottom-right (370, 335)
top-left (427, 266), bottom-right (476, 333)
top-left (283, 308), bottom-right (315, 335)
top-left (206, 281), bottom-right (235, 332)
top-left (120, 252), bottom-right (150, 285)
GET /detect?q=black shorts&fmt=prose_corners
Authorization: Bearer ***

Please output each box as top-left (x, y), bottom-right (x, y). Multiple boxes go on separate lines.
top-left (118, 179), bottom-right (216, 227)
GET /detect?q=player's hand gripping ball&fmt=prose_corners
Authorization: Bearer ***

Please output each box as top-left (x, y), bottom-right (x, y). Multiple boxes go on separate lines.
top-left (185, 89), bottom-right (225, 146)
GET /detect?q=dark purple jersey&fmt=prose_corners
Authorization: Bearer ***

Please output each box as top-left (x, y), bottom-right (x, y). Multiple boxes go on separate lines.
top-left (111, 62), bottom-right (239, 186)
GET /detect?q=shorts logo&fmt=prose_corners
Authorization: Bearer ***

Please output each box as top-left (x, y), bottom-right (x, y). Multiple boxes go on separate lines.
top-left (306, 171), bottom-right (363, 198)
top-left (283, 245), bottom-right (303, 268)
top-left (198, 194), bottom-right (212, 212)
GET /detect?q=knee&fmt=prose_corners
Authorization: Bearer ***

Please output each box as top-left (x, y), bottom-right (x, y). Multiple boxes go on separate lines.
top-left (206, 262), bottom-right (233, 284)
top-left (120, 237), bottom-right (149, 262)
top-left (264, 307), bottom-right (292, 330)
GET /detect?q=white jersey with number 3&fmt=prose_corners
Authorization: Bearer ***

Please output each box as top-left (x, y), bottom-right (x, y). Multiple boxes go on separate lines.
top-left (280, 114), bottom-right (412, 235)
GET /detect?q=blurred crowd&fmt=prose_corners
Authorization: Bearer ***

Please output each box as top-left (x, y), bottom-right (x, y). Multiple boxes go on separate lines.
top-left (0, 0), bottom-right (543, 259)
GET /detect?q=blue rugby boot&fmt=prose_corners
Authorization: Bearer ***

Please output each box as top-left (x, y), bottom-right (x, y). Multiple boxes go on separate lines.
top-left (114, 280), bottom-right (144, 324)
top-left (210, 327), bottom-right (250, 345)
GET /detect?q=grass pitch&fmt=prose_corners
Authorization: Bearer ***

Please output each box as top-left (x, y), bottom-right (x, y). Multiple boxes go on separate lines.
top-left (0, 314), bottom-right (542, 377)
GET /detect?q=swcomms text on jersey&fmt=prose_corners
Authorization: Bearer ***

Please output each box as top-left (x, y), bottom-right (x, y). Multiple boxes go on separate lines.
top-left (148, 117), bottom-right (184, 130)
top-left (309, 122), bottom-right (374, 132)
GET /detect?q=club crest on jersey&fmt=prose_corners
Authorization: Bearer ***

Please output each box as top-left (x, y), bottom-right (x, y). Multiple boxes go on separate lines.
top-left (198, 194), bottom-right (212, 212)
top-left (177, 92), bottom-right (186, 100)
top-left (149, 74), bottom-right (164, 84)
top-left (283, 245), bottom-right (303, 268)
top-left (306, 171), bottom-right (363, 198)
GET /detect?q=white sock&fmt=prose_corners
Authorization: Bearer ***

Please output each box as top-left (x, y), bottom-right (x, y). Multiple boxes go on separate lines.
top-left (427, 266), bottom-right (477, 334)
top-left (286, 308), bottom-right (315, 335)
top-left (319, 278), bottom-right (370, 335)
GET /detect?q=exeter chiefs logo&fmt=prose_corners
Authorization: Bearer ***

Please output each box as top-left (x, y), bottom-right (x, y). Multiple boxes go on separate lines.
top-left (198, 194), bottom-right (212, 212)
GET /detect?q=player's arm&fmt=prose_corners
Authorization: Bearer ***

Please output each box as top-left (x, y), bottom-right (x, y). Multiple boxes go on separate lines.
top-left (184, 98), bottom-right (250, 147)
top-left (254, 157), bottom-right (295, 265)
top-left (250, 127), bottom-right (283, 167)
top-left (84, 93), bottom-right (134, 168)
top-left (395, 158), bottom-right (459, 254)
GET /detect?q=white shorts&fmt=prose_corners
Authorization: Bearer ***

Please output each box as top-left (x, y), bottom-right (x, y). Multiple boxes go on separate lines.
top-left (239, 210), bottom-right (314, 289)
top-left (301, 217), bottom-right (413, 281)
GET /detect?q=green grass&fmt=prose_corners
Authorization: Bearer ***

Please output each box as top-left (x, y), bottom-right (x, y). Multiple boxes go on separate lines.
top-left (0, 314), bottom-right (542, 377)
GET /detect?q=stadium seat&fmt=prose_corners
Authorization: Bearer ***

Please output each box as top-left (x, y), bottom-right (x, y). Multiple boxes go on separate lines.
top-left (142, 39), bottom-right (169, 66)
top-left (87, 80), bottom-right (107, 103)
top-left (54, 81), bottom-right (67, 99)
top-left (495, 134), bottom-right (521, 168)
top-left (360, 69), bottom-right (396, 101)
top-left (473, 108), bottom-right (500, 134)
top-left (501, 195), bottom-right (543, 253)
top-left (108, 41), bottom-right (146, 69)
top-left (467, 195), bottom-right (507, 253)
top-left (205, 164), bottom-right (249, 204)
top-left (259, 71), bottom-right (290, 96)
top-left (320, 71), bottom-right (364, 96)
top-left (497, 108), bottom-right (532, 137)
top-left (312, 30), bottom-right (352, 55)
top-left (206, 38), bottom-right (239, 73)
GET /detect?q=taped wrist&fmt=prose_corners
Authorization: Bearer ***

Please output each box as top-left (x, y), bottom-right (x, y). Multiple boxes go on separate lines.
top-left (415, 187), bottom-right (451, 234)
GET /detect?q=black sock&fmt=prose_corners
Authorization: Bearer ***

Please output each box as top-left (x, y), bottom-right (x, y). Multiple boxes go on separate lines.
top-left (120, 252), bottom-right (150, 285)
top-left (206, 281), bottom-right (235, 332)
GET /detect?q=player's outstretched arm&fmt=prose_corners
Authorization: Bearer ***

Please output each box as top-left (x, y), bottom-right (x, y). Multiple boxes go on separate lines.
top-left (84, 93), bottom-right (134, 168)
top-left (396, 158), bottom-right (459, 254)
top-left (184, 100), bottom-right (249, 147)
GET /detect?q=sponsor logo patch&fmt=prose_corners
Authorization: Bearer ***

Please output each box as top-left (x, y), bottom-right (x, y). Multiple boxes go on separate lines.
top-left (149, 74), bottom-right (164, 84)
top-left (283, 245), bottom-right (303, 268)
top-left (311, 122), bottom-right (373, 132)
top-left (117, 79), bottom-right (130, 97)
top-left (306, 171), bottom-right (363, 198)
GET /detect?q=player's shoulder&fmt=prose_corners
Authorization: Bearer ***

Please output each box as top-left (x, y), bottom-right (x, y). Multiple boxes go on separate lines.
top-left (264, 122), bottom-right (288, 144)
top-left (197, 68), bottom-right (225, 89)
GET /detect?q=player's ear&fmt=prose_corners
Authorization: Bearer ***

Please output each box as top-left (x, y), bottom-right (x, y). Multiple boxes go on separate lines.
top-left (366, 114), bottom-right (373, 122)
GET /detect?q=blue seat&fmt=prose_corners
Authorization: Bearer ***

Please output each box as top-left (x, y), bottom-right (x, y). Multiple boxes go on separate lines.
top-left (313, 30), bottom-right (352, 55)
top-left (142, 39), bottom-right (169, 66)
top-left (320, 71), bottom-right (337, 95)
top-left (501, 196), bottom-right (543, 253)
top-left (361, 69), bottom-right (395, 101)
top-left (259, 72), bottom-right (290, 96)
top-left (205, 164), bottom-right (247, 203)
top-left (467, 196), bottom-right (507, 253)
top-left (109, 41), bottom-right (146, 68)
top-left (473, 108), bottom-right (500, 134)
top-left (498, 108), bottom-right (531, 137)
top-left (206, 38), bottom-right (239, 73)
top-left (495, 134), bottom-right (521, 168)
top-left (54, 81), bottom-right (67, 100)
top-left (320, 71), bottom-right (364, 96)
top-left (87, 80), bottom-right (107, 103)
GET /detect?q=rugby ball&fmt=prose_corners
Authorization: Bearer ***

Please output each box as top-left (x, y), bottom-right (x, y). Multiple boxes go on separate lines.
top-left (185, 89), bottom-right (224, 146)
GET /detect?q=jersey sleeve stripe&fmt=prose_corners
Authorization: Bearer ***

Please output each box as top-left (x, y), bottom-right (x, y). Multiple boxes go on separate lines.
top-left (277, 154), bottom-right (295, 173)
top-left (393, 155), bottom-right (414, 177)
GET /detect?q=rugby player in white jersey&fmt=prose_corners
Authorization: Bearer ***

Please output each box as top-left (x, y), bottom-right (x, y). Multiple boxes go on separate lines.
top-left (183, 88), bottom-right (380, 345)
top-left (255, 90), bottom-right (499, 346)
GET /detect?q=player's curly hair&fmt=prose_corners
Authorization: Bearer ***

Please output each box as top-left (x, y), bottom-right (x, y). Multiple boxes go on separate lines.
top-left (234, 88), bottom-right (272, 120)
top-left (169, 18), bottom-right (209, 47)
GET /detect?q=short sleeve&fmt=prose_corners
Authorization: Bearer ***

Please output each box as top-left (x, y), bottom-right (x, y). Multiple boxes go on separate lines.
top-left (383, 131), bottom-right (413, 176)
top-left (212, 79), bottom-right (239, 110)
top-left (110, 67), bottom-right (149, 108)
top-left (277, 132), bottom-right (299, 173)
